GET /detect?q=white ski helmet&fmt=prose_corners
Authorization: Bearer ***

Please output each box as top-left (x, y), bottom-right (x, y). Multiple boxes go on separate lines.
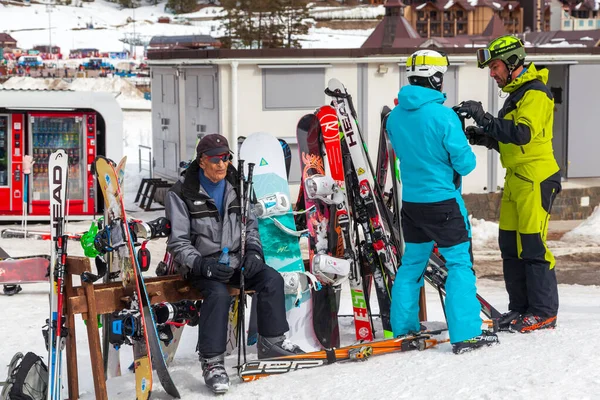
top-left (406, 49), bottom-right (449, 91)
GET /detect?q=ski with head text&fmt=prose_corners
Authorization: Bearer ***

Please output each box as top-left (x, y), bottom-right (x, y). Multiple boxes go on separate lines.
top-left (46, 149), bottom-right (69, 400)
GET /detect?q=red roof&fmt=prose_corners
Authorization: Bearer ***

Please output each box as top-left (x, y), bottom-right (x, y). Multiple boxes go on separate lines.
top-left (362, 15), bottom-right (421, 48)
top-left (0, 33), bottom-right (17, 44)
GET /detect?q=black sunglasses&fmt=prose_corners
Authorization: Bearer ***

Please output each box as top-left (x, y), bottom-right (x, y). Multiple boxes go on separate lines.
top-left (206, 153), bottom-right (231, 164)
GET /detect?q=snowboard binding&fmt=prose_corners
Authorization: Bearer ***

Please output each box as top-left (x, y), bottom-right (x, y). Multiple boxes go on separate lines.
top-left (254, 193), bottom-right (291, 219)
top-left (2, 284), bottom-right (23, 296)
top-left (154, 300), bottom-right (200, 326)
top-left (312, 254), bottom-right (351, 286)
top-left (305, 175), bottom-right (344, 205)
top-left (107, 309), bottom-right (143, 347)
top-left (42, 317), bottom-right (68, 351)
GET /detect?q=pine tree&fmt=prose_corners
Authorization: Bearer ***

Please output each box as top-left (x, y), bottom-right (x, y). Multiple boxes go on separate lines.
top-left (166, 0), bottom-right (197, 14)
top-left (280, 0), bottom-right (309, 48)
top-left (219, 0), bottom-right (309, 49)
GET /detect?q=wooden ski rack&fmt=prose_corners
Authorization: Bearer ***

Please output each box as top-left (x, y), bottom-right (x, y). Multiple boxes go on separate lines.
top-left (63, 256), bottom-right (427, 399)
top-left (63, 256), bottom-right (245, 399)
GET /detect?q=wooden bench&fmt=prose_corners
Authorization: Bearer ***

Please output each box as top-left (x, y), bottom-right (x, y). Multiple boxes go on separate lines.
top-left (63, 256), bottom-right (243, 400)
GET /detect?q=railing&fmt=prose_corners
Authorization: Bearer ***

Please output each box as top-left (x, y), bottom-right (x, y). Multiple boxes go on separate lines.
top-left (138, 144), bottom-right (153, 178)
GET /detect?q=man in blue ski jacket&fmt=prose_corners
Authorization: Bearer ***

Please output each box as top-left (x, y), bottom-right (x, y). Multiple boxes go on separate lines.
top-left (386, 50), bottom-right (499, 354)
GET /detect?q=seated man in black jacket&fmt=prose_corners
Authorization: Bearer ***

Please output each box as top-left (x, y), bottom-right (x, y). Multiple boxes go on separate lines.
top-left (165, 134), bottom-right (303, 394)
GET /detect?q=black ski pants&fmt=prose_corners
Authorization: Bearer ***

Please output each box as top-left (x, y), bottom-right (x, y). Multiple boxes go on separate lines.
top-left (499, 170), bottom-right (560, 318)
top-left (189, 265), bottom-right (289, 356)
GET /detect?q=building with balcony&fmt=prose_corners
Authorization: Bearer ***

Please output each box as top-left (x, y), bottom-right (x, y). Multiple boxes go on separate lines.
top-left (561, 0), bottom-right (600, 30)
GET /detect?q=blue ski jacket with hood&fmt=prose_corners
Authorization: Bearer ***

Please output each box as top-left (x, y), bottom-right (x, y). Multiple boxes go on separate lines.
top-left (386, 85), bottom-right (476, 203)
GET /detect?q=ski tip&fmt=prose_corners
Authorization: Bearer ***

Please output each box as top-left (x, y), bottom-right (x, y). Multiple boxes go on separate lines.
top-left (381, 105), bottom-right (392, 115)
top-left (327, 78), bottom-right (344, 91)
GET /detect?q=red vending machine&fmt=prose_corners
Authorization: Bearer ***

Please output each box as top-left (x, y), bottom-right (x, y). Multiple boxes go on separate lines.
top-left (28, 112), bottom-right (97, 216)
top-left (0, 113), bottom-right (24, 215)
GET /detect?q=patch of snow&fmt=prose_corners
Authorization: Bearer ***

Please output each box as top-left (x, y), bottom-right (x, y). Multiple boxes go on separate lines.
top-left (0, 76), bottom-right (150, 109)
top-left (179, 6), bottom-right (227, 19)
top-left (470, 217), bottom-right (499, 250)
top-left (562, 206), bottom-right (600, 245)
top-left (538, 41), bottom-right (586, 48)
top-left (310, 5), bottom-right (385, 20)
top-left (299, 27), bottom-right (374, 49)
top-left (445, 1), bottom-right (455, 9)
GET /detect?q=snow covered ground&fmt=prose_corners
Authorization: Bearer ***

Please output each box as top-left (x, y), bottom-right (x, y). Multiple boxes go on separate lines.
top-left (0, 0), bottom-right (375, 57)
top-left (0, 249), bottom-right (599, 398)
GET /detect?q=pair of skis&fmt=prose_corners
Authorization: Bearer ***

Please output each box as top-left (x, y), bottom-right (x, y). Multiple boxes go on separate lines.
top-left (326, 79), bottom-right (399, 339)
top-left (239, 330), bottom-right (449, 381)
top-left (46, 150), bottom-right (69, 400)
top-left (94, 156), bottom-right (180, 399)
top-left (297, 106), bottom-right (374, 348)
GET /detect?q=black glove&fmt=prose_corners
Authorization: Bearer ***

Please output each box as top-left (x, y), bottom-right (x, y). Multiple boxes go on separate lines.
top-left (242, 249), bottom-right (265, 280)
top-left (453, 101), bottom-right (491, 128)
top-left (465, 126), bottom-right (498, 151)
top-left (192, 257), bottom-right (234, 283)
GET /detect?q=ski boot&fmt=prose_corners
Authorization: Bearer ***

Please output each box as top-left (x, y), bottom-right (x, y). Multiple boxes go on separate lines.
top-left (257, 335), bottom-right (305, 359)
top-left (493, 310), bottom-right (521, 332)
top-left (3, 284), bottom-right (23, 296)
top-left (395, 323), bottom-right (429, 339)
top-left (451, 330), bottom-right (499, 355)
top-left (509, 314), bottom-right (557, 333)
top-left (200, 353), bottom-right (229, 394)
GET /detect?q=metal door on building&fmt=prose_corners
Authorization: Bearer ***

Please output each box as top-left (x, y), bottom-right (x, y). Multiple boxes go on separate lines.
top-left (567, 64), bottom-right (600, 178)
top-left (542, 64), bottom-right (569, 178)
top-left (152, 67), bottom-right (180, 180)
top-left (184, 67), bottom-right (219, 162)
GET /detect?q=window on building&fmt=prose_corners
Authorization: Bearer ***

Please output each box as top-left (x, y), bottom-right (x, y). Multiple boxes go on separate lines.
top-left (262, 67), bottom-right (325, 110)
top-left (161, 74), bottom-right (177, 105)
top-left (444, 22), bottom-right (455, 36)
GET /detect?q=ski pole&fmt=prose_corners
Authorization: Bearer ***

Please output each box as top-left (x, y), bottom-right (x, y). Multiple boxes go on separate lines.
top-left (22, 155), bottom-right (34, 237)
top-left (235, 158), bottom-right (245, 371)
top-left (237, 162), bottom-right (254, 371)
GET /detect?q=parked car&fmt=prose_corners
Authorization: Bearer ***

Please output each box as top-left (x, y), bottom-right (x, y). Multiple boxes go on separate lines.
top-left (82, 57), bottom-right (112, 70)
top-left (17, 55), bottom-right (43, 68)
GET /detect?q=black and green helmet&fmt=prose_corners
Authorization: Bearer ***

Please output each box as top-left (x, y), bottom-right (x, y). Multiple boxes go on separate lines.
top-left (477, 35), bottom-right (527, 69)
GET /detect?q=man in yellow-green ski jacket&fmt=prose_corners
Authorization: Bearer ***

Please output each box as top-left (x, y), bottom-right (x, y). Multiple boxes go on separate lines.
top-left (454, 35), bottom-right (561, 333)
